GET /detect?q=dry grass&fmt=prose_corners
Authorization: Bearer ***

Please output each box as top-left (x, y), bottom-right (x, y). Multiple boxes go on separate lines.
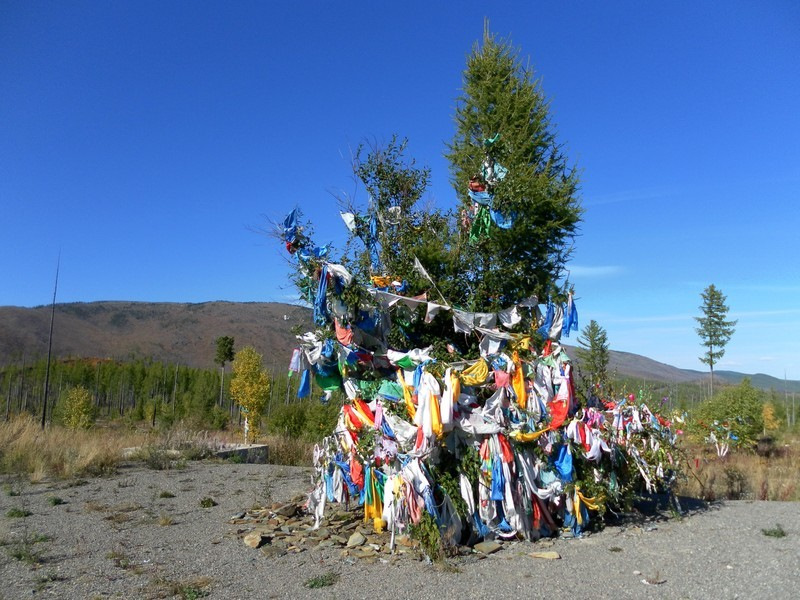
top-left (0, 416), bottom-right (145, 481)
top-left (262, 433), bottom-right (314, 467)
top-left (0, 416), bottom-right (238, 482)
top-left (677, 436), bottom-right (800, 501)
top-left (149, 574), bottom-right (213, 599)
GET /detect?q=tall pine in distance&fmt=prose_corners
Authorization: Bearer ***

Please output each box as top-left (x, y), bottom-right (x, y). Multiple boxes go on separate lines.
top-left (576, 320), bottom-right (610, 391)
top-left (695, 284), bottom-right (737, 397)
top-left (446, 22), bottom-right (582, 311)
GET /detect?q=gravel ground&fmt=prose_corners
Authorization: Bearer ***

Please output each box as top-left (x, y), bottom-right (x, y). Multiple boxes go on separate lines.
top-left (1, 461), bottom-right (798, 599)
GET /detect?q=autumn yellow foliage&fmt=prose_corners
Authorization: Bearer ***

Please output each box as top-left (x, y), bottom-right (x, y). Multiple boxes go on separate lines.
top-left (229, 346), bottom-right (271, 443)
top-left (61, 385), bottom-right (96, 429)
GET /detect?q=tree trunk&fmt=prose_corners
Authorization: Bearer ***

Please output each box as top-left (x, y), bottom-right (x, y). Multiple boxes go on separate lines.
top-left (172, 364), bottom-right (179, 419)
top-left (710, 364), bottom-right (714, 398)
top-left (219, 365), bottom-right (225, 407)
top-left (4, 374), bottom-right (11, 421)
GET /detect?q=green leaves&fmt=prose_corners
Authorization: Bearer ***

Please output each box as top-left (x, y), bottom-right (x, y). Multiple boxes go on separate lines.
top-left (576, 320), bottom-right (610, 388)
top-left (446, 30), bottom-right (582, 307)
top-left (60, 386), bottom-right (95, 430)
top-left (695, 284), bottom-right (737, 371)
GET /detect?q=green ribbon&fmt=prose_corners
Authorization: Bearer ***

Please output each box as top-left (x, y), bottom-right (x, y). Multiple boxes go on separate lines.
top-left (469, 205), bottom-right (492, 242)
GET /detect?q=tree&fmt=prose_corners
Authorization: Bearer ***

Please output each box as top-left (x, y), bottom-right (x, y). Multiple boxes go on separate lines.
top-left (445, 24), bottom-right (582, 310)
top-left (60, 385), bottom-right (95, 430)
top-left (214, 336), bottom-right (235, 407)
top-left (273, 25), bottom-right (679, 545)
top-left (345, 136), bottom-right (434, 279)
top-left (695, 284), bottom-right (737, 397)
top-left (692, 378), bottom-right (763, 451)
top-left (576, 320), bottom-right (610, 391)
top-left (229, 346), bottom-right (270, 444)
top-left (762, 402), bottom-right (780, 436)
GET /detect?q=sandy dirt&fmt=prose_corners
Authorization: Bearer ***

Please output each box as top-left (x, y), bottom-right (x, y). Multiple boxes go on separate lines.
top-left (1, 461), bottom-right (798, 599)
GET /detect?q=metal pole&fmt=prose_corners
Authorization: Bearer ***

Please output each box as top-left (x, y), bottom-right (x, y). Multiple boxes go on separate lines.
top-left (41, 254), bottom-right (60, 429)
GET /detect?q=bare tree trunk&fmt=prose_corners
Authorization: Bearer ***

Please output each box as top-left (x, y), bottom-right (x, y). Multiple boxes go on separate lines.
top-left (172, 364), bottom-right (179, 419)
top-left (4, 373), bottom-right (11, 421)
top-left (709, 364), bottom-right (714, 398)
top-left (42, 255), bottom-right (60, 429)
top-left (19, 355), bottom-right (26, 413)
top-left (219, 365), bottom-right (225, 408)
top-left (94, 363), bottom-right (100, 409)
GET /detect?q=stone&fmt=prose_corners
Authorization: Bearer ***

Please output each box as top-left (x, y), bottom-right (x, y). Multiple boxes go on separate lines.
top-left (330, 535), bottom-right (348, 545)
top-left (347, 531), bottom-right (366, 548)
top-left (474, 541), bottom-right (502, 555)
top-left (275, 503), bottom-right (298, 518)
top-left (530, 551), bottom-right (561, 560)
top-left (351, 547), bottom-right (376, 559)
top-left (260, 546), bottom-right (286, 559)
top-left (243, 532), bottom-right (264, 549)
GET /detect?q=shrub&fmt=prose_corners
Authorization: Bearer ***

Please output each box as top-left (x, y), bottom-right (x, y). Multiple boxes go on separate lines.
top-left (691, 379), bottom-right (764, 449)
top-left (268, 400), bottom-right (340, 441)
top-left (59, 386), bottom-right (96, 430)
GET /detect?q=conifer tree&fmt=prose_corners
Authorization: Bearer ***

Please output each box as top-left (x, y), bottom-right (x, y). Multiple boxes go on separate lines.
top-left (576, 320), bottom-right (610, 389)
top-left (214, 335), bottom-right (235, 407)
top-left (695, 284), bottom-right (737, 397)
top-left (446, 24), bottom-right (582, 310)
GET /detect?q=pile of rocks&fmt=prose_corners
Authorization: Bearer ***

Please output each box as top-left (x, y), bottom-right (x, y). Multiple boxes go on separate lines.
top-left (229, 496), bottom-right (502, 563)
top-left (230, 497), bottom-right (428, 562)
top-left (230, 498), bottom-right (564, 563)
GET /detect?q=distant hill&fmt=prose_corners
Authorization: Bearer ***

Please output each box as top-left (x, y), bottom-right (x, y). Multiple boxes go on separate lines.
top-left (1, 301), bottom-right (798, 392)
top-left (0, 301), bottom-right (310, 374)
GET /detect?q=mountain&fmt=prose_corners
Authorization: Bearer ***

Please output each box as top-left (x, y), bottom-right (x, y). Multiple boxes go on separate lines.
top-left (0, 301), bottom-right (310, 374)
top-left (1, 301), bottom-right (798, 392)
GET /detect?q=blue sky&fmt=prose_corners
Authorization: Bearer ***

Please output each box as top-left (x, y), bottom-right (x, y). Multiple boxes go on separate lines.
top-left (1, 1), bottom-right (798, 380)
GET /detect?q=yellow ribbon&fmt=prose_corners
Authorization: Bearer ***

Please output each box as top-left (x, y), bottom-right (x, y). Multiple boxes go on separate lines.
top-left (509, 428), bottom-right (549, 443)
top-left (371, 275), bottom-right (394, 287)
top-left (397, 369), bottom-right (416, 420)
top-left (511, 351), bottom-right (527, 410)
top-left (459, 358), bottom-right (489, 386)
top-left (574, 485), bottom-right (603, 525)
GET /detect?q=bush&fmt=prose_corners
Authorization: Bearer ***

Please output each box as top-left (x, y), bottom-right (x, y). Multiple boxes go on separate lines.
top-left (269, 403), bottom-right (308, 438)
top-left (58, 386), bottom-right (96, 430)
top-left (691, 379), bottom-right (764, 449)
top-left (268, 401), bottom-right (340, 441)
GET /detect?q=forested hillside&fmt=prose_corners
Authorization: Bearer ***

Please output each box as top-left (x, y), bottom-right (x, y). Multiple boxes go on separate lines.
top-left (1, 301), bottom-right (797, 392)
top-left (0, 301), bottom-right (309, 371)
